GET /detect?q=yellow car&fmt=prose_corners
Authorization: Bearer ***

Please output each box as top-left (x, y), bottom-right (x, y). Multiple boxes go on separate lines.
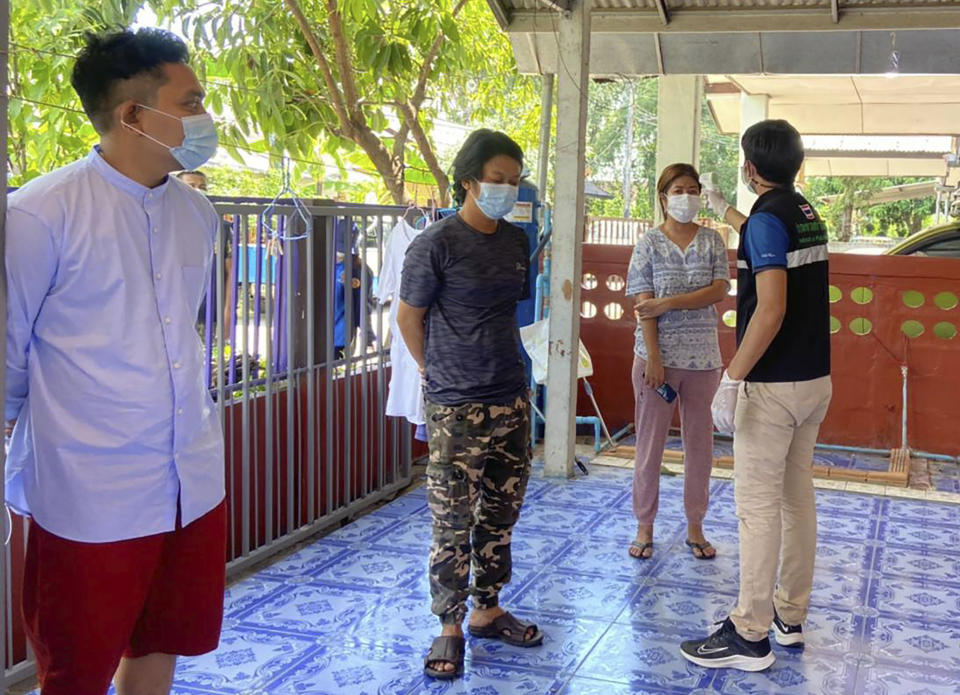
top-left (885, 221), bottom-right (960, 257)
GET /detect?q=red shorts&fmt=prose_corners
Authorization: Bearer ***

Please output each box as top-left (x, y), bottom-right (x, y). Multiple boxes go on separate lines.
top-left (22, 500), bottom-right (227, 695)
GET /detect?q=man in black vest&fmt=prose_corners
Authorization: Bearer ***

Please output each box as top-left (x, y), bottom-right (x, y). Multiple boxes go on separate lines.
top-left (680, 120), bottom-right (832, 671)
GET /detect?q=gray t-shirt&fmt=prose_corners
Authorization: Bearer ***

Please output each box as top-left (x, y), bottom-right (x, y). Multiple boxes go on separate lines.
top-left (400, 214), bottom-right (530, 406)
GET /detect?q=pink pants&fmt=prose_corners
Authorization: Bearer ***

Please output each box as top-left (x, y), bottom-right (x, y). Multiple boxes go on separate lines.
top-left (632, 356), bottom-right (721, 526)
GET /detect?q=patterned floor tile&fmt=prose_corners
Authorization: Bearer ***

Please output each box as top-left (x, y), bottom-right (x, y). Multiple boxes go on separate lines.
top-left (413, 662), bottom-right (564, 694)
top-left (510, 529), bottom-right (574, 567)
top-left (651, 547), bottom-right (742, 590)
top-left (559, 676), bottom-right (670, 695)
top-left (174, 625), bottom-right (319, 693)
top-left (263, 640), bottom-right (424, 695)
top-left (574, 622), bottom-right (716, 691)
top-left (814, 539), bottom-right (873, 577)
top-left (467, 610), bottom-right (609, 675)
top-left (584, 509), bottom-right (686, 543)
top-left (552, 533), bottom-right (665, 582)
top-left (816, 513), bottom-right (879, 541)
top-left (119, 468), bottom-right (960, 695)
top-left (222, 575), bottom-right (289, 617)
top-left (617, 581), bottom-right (735, 630)
top-left (512, 568), bottom-right (640, 622)
top-left (873, 546), bottom-right (960, 585)
top-left (257, 540), bottom-right (353, 579)
top-left (235, 581), bottom-right (380, 636)
top-left (854, 663), bottom-right (960, 695)
top-left (877, 519), bottom-right (960, 549)
top-left (880, 498), bottom-right (960, 527)
top-left (710, 647), bottom-right (858, 695)
top-left (376, 487), bottom-right (429, 517)
top-left (366, 515), bottom-right (434, 554)
top-left (514, 503), bottom-right (604, 537)
top-left (867, 577), bottom-right (960, 623)
top-left (318, 545), bottom-right (425, 589)
top-left (815, 491), bottom-right (881, 519)
top-left (323, 511), bottom-right (404, 544)
top-left (536, 479), bottom-right (627, 510)
top-left (863, 615), bottom-right (960, 673)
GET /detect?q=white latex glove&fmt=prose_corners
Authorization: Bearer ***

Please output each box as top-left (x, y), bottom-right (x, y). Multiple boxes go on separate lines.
top-left (706, 189), bottom-right (731, 218)
top-left (711, 371), bottom-right (742, 435)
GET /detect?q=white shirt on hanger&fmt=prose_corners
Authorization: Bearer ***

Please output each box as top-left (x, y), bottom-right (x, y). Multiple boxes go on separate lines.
top-left (377, 219), bottom-right (425, 425)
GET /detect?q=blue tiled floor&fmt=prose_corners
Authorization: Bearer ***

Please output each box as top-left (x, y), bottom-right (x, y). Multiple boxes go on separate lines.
top-left (50, 463), bottom-right (960, 695)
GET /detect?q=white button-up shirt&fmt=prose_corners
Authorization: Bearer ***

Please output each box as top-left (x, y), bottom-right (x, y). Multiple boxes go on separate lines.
top-left (5, 148), bottom-right (225, 542)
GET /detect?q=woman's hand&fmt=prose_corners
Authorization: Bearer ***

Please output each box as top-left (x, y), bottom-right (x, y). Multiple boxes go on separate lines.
top-left (644, 356), bottom-right (665, 389)
top-left (635, 297), bottom-right (672, 320)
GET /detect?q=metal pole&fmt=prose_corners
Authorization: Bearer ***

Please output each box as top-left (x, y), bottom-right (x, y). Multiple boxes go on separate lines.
top-left (240, 217), bottom-right (251, 556)
top-left (306, 218), bottom-right (316, 522)
top-left (622, 80), bottom-right (636, 219)
top-left (537, 74), bottom-right (554, 205)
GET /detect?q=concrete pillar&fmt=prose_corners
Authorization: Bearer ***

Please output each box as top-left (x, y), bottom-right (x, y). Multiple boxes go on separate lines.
top-left (655, 76), bottom-right (702, 224)
top-left (544, 1), bottom-right (590, 479)
top-left (736, 92), bottom-right (770, 213)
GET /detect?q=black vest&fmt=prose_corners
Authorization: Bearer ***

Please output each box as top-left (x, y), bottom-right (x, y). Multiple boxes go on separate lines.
top-left (737, 188), bottom-right (831, 382)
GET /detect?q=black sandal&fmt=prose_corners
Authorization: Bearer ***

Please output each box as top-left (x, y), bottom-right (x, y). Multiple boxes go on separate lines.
top-left (629, 540), bottom-right (654, 560)
top-left (423, 635), bottom-right (465, 679)
top-left (685, 539), bottom-right (717, 560)
top-left (468, 611), bottom-right (544, 647)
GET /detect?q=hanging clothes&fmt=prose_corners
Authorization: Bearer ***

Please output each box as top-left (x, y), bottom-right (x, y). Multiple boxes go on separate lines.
top-left (376, 218), bottom-right (425, 425)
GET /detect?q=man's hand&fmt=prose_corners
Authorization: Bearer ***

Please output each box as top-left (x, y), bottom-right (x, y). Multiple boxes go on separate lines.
top-left (711, 371), bottom-right (741, 435)
top-left (634, 297), bottom-right (672, 320)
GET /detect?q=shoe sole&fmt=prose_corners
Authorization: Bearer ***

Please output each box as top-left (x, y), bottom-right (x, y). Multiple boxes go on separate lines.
top-left (680, 649), bottom-right (776, 672)
top-left (773, 626), bottom-right (804, 647)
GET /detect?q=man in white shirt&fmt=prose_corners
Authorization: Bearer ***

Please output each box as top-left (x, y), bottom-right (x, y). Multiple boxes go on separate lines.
top-left (5, 28), bottom-right (225, 695)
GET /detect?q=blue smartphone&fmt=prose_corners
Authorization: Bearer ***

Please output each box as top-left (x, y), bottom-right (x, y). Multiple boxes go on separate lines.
top-left (656, 382), bottom-right (678, 403)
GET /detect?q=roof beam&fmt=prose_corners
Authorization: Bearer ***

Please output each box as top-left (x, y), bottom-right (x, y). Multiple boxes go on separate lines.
top-left (536, 0), bottom-right (570, 12)
top-left (509, 7), bottom-right (960, 33)
top-left (485, 0), bottom-right (511, 29)
top-left (654, 0), bottom-right (670, 26)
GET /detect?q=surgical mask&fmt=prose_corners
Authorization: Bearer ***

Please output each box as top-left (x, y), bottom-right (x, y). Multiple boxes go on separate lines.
top-left (741, 164), bottom-right (757, 194)
top-left (472, 182), bottom-right (519, 220)
top-left (666, 194), bottom-right (701, 224)
top-left (123, 104), bottom-right (218, 170)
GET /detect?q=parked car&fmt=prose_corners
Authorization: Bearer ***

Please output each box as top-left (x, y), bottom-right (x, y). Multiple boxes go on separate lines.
top-left (886, 221), bottom-right (960, 258)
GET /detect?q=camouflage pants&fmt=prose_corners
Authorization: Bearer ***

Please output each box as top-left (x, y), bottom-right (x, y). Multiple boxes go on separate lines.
top-left (425, 394), bottom-right (531, 625)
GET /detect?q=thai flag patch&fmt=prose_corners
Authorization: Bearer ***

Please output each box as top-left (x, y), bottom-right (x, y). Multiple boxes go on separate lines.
top-left (799, 204), bottom-right (816, 220)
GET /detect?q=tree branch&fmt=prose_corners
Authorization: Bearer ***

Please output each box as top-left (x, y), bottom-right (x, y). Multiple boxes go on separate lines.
top-left (409, 0), bottom-right (468, 111)
top-left (284, 0), bottom-right (352, 134)
top-left (325, 0), bottom-right (363, 122)
top-left (398, 101), bottom-right (450, 206)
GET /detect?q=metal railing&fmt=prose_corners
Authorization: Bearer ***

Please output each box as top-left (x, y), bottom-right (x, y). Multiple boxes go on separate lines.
top-left (584, 215), bottom-right (652, 245)
top-left (3, 198), bottom-right (417, 686)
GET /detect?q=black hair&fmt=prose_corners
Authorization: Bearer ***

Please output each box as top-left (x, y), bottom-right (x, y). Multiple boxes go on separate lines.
top-left (175, 170), bottom-right (207, 179)
top-left (450, 129), bottom-right (524, 206)
top-left (71, 28), bottom-right (190, 134)
top-left (741, 119), bottom-right (804, 186)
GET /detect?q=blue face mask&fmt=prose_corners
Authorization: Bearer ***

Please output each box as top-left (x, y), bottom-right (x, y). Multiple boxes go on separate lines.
top-left (124, 104), bottom-right (219, 171)
top-left (472, 182), bottom-right (519, 220)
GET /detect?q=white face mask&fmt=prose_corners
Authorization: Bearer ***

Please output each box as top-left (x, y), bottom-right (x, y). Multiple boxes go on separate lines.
top-left (666, 193), bottom-right (701, 224)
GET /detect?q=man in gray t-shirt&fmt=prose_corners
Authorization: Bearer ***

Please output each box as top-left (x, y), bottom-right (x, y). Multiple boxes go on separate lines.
top-left (399, 213), bottom-right (529, 405)
top-left (396, 129), bottom-right (543, 681)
